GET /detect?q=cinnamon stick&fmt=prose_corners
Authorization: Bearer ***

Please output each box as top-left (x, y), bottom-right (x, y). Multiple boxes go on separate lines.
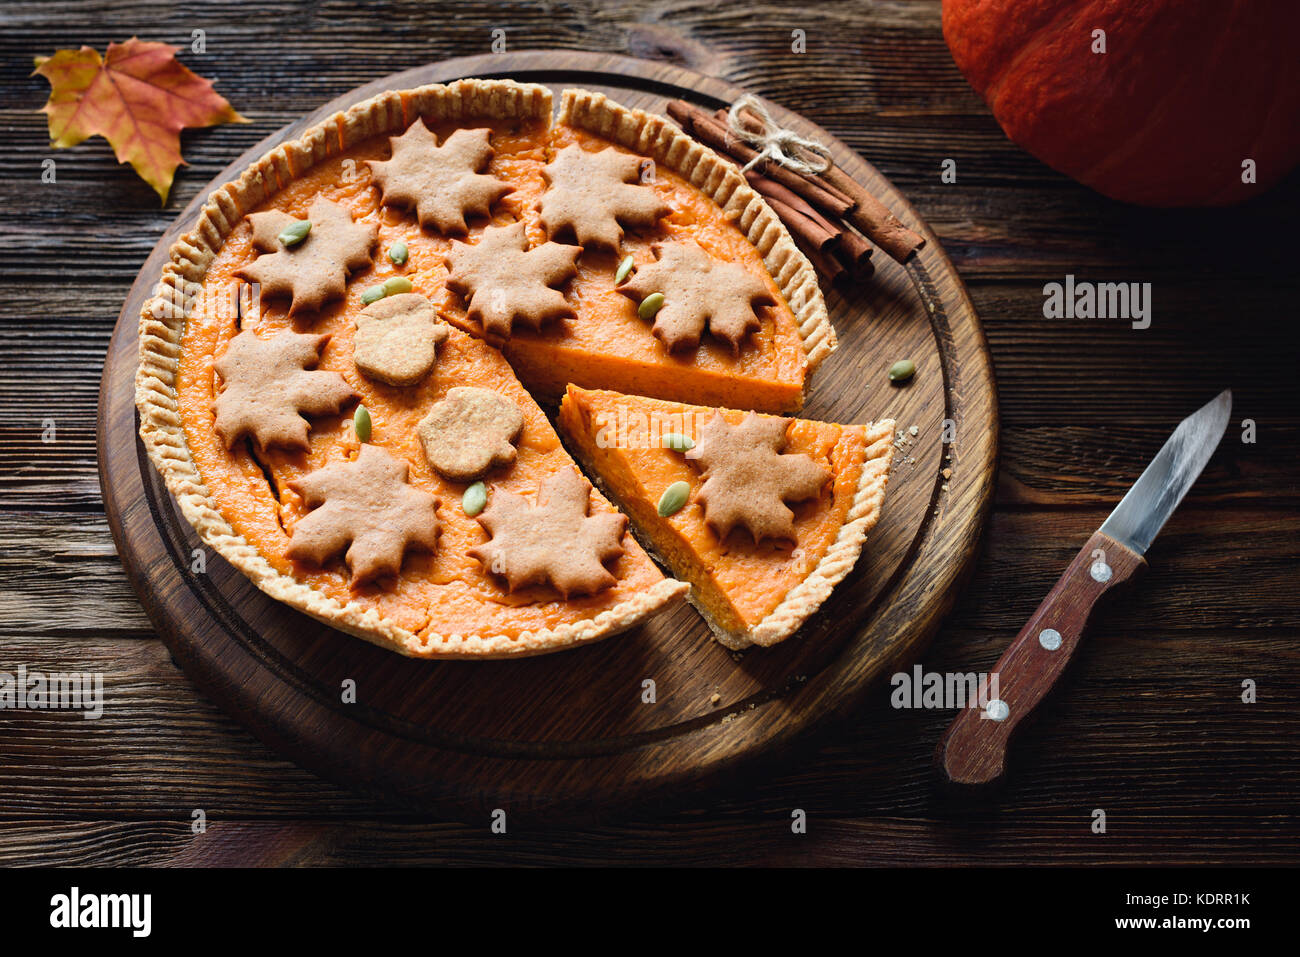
top-left (820, 163), bottom-right (926, 263)
top-left (746, 170), bottom-right (874, 277)
top-left (744, 171), bottom-right (849, 246)
top-left (744, 172), bottom-right (841, 252)
top-left (668, 99), bottom-right (887, 283)
top-left (728, 104), bottom-right (926, 263)
top-left (833, 229), bottom-right (876, 276)
top-left (789, 230), bottom-right (846, 286)
top-left (763, 194), bottom-right (840, 255)
top-left (665, 100), bottom-right (854, 218)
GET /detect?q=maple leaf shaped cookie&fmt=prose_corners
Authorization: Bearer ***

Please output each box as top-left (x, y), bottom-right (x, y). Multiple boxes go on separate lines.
top-left (213, 328), bottom-right (355, 452)
top-left (367, 120), bottom-right (512, 234)
top-left (619, 242), bottom-right (775, 352)
top-left (236, 198), bottom-right (377, 315)
top-left (286, 444), bottom-right (441, 588)
top-left (538, 143), bottom-right (670, 250)
top-left (445, 222), bottom-right (580, 336)
top-left (469, 467), bottom-right (626, 598)
top-left (691, 413), bottom-right (830, 543)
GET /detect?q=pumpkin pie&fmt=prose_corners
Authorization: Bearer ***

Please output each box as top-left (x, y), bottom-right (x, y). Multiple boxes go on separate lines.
top-left (557, 386), bottom-right (895, 648)
top-left (135, 79), bottom-right (837, 658)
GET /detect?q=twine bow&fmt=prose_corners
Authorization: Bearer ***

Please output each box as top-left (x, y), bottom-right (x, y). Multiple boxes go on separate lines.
top-left (725, 93), bottom-right (833, 176)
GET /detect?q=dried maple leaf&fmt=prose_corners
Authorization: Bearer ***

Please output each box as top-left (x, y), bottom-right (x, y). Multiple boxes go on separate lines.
top-left (445, 222), bottom-right (579, 336)
top-left (619, 242), bottom-right (775, 352)
top-left (367, 121), bottom-right (512, 234)
top-left (213, 329), bottom-right (355, 452)
top-left (236, 198), bottom-right (377, 315)
top-left (539, 144), bottom-right (669, 250)
top-left (287, 445), bottom-right (441, 588)
top-left (469, 467), bottom-right (626, 598)
top-left (691, 413), bottom-right (830, 542)
top-left (34, 37), bottom-right (245, 204)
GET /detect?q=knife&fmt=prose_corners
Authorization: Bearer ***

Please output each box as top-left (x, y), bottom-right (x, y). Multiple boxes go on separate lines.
top-left (937, 390), bottom-right (1233, 790)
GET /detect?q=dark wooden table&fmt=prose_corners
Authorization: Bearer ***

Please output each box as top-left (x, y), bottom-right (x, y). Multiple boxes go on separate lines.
top-left (1, 0), bottom-right (1296, 866)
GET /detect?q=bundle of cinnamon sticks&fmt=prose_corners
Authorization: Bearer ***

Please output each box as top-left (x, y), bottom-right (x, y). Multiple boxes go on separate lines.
top-left (665, 99), bottom-right (925, 286)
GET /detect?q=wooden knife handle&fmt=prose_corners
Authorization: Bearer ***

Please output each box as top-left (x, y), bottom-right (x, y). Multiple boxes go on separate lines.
top-left (936, 530), bottom-right (1145, 791)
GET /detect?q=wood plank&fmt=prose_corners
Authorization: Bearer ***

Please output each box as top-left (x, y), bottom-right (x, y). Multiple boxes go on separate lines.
top-left (0, 512), bottom-right (149, 632)
top-left (0, 817), bottom-right (1293, 867)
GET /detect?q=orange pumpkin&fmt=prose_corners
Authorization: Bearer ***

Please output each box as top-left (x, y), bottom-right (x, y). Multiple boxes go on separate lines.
top-left (942, 0), bottom-right (1300, 206)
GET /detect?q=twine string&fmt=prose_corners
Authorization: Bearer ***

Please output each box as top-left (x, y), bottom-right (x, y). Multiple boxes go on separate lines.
top-left (725, 93), bottom-right (833, 175)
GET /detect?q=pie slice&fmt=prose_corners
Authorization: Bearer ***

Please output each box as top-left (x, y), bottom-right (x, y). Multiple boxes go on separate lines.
top-left (558, 385), bottom-right (895, 649)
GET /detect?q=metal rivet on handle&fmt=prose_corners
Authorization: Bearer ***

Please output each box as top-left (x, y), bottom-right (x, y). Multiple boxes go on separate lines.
top-left (985, 699), bottom-right (1009, 722)
top-left (1090, 560), bottom-right (1112, 583)
top-left (1039, 628), bottom-right (1062, 651)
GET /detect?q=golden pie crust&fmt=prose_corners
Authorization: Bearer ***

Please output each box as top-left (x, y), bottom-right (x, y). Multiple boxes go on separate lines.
top-left (135, 78), bottom-right (837, 658)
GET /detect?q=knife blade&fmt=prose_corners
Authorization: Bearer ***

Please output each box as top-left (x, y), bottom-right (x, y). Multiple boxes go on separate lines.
top-left (937, 390), bottom-right (1233, 791)
top-left (1100, 389), bottom-right (1233, 554)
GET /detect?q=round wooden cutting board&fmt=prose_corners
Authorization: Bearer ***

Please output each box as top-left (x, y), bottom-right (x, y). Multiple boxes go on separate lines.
top-left (98, 52), bottom-right (997, 820)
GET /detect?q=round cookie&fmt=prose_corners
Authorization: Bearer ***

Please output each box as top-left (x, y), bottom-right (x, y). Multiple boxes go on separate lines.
top-left (352, 293), bottom-right (449, 386)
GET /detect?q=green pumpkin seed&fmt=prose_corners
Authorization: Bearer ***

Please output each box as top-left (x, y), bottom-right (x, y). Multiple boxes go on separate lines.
top-left (660, 432), bottom-right (694, 452)
top-left (462, 481), bottom-right (488, 517)
top-left (382, 276), bottom-right (413, 296)
top-left (388, 240), bottom-right (409, 265)
top-left (888, 359), bottom-right (916, 383)
top-left (360, 284), bottom-right (386, 305)
top-left (615, 254), bottom-right (635, 284)
top-left (657, 480), bottom-right (691, 517)
top-left (353, 404), bottom-right (372, 442)
top-left (638, 292), bottom-right (665, 321)
top-left (277, 219), bottom-right (311, 247)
